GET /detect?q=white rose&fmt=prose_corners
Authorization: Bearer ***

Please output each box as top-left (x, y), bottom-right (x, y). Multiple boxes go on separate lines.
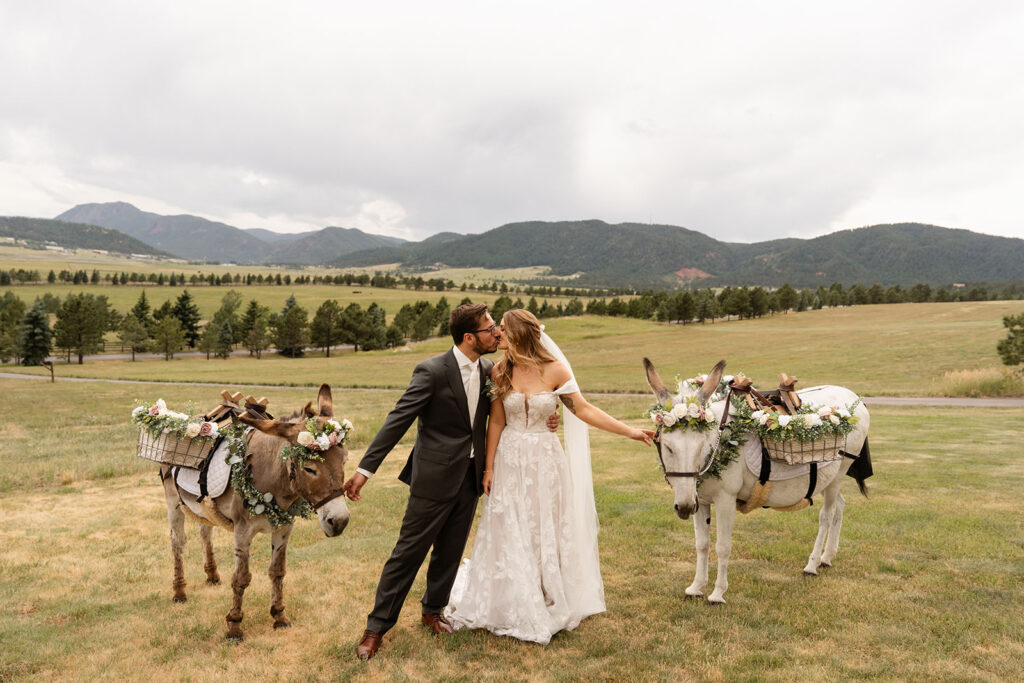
top-left (837, 408), bottom-right (851, 419)
top-left (263, 492), bottom-right (274, 503)
top-left (817, 406), bottom-right (832, 418)
top-left (759, 413), bottom-right (771, 426)
top-left (297, 431), bottom-right (314, 447)
top-left (254, 504), bottom-right (265, 515)
top-left (342, 418), bottom-right (354, 431)
top-left (316, 434), bottom-right (331, 450)
top-left (671, 404), bottom-right (689, 420)
top-left (661, 412), bottom-right (678, 427)
top-left (650, 413), bottom-right (662, 426)
top-left (184, 422), bottom-right (201, 438)
top-left (228, 454), bottom-right (242, 465)
top-left (328, 419), bottom-right (342, 432)
top-left (686, 403), bottom-right (702, 419)
top-left (154, 398), bottom-right (167, 412)
top-left (804, 414), bottom-right (822, 428)
top-left (778, 415), bottom-right (792, 428)
top-left (751, 410), bottom-right (764, 421)
top-left (829, 415), bottom-right (841, 425)
top-left (132, 406), bottom-right (145, 418)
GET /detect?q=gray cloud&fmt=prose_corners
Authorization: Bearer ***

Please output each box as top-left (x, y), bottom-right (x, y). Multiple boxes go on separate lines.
top-left (2, 0), bottom-right (1023, 242)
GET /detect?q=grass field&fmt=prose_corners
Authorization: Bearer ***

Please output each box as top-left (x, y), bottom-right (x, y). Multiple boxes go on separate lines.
top-left (1, 375), bottom-right (1021, 680)
top-left (0, 244), bottom-right (577, 286)
top-left (5, 301), bottom-right (1023, 396)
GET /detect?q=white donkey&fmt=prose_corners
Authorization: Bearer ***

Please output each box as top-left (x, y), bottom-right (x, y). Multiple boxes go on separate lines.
top-left (644, 359), bottom-right (872, 604)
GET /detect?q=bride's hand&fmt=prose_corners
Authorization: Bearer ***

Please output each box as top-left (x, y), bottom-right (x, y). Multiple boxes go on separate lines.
top-left (482, 469), bottom-right (494, 495)
top-left (630, 428), bottom-right (656, 446)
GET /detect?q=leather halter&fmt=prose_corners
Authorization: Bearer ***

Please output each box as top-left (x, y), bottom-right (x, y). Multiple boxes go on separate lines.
top-left (311, 488), bottom-right (346, 511)
top-left (654, 425), bottom-right (717, 485)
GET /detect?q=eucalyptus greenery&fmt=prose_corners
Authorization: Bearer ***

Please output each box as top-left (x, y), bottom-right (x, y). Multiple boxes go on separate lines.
top-left (222, 422), bottom-right (314, 527)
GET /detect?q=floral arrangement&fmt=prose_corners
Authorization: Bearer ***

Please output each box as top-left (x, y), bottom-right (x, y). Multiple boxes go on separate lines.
top-left (677, 373), bottom-right (734, 401)
top-left (484, 377), bottom-right (497, 400)
top-left (222, 423), bottom-right (315, 527)
top-left (279, 417), bottom-right (353, 464)
top-left (747, 400), bottom-right (860, 443)
top-left (646, 395), bottom-right (717, 433)
top-left (132, 399), bottom-right (221, 441)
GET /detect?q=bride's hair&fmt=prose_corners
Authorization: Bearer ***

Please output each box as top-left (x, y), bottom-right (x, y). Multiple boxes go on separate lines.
top-left (493, 309), bottom-right (556, 400)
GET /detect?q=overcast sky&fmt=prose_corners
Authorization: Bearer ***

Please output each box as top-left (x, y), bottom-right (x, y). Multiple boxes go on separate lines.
top-left (2, 1), bottom-right (1023, 242)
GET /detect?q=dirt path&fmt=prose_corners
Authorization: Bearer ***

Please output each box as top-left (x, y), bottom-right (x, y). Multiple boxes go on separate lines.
top-left (3, 372), bottom-right (1023, 407)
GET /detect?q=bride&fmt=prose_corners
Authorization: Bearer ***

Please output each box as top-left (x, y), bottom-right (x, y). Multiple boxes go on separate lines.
top-left (445, 309), bottom-right (654, 644)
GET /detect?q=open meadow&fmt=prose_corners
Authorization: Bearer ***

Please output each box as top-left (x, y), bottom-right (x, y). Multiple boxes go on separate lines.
top-left (0, 375), bottom-right (1022, 680)
top-left (2, 300), bottom-right (1023, 680)
top-left (4, 301), bottom-right (1023, 396)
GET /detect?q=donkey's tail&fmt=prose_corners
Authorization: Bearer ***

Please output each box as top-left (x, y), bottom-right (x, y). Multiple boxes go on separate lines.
top-left (846, 437), bottom-right (873, 497)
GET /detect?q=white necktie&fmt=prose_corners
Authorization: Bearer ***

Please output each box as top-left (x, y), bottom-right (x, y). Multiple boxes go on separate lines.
top-left (466, 361), bottom-right (479, 427)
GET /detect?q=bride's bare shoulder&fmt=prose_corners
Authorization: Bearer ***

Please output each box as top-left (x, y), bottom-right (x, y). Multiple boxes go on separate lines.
top-left (544, 360), bottom-right (572, 387)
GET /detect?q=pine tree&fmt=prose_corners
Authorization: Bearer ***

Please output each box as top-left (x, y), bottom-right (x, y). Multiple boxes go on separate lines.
top-left (311, 299), bottom-right (344, 357)
top-left (216, 319), bottom-right (234, 359)
top-left (130, 291), bottom-right (154, 332)
top-left (118, 315), bottom-right (149, 361)
top-left (18, 299), bottom-right (52, 365)
top-left (53, 293), bottom-right (111, 364)
top-left (172, 290), bottom-right (201, 347)
top-left (152, 316), bottom-right (186, 360)
top-left (270, 295), bottom-right (308, 357)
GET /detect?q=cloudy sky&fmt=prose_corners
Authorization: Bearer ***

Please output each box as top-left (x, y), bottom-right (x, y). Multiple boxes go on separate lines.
top-left (2, 1), bottom-right (1023, 242)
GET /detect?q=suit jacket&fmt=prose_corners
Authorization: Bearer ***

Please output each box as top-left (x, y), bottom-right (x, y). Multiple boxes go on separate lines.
top-left (359, 349), bottom-right (493, 502)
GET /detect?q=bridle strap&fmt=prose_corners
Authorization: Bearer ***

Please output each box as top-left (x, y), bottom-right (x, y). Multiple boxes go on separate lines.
top-left (311, 488), bottom-right (346, 511)
top-left (655, 425), bottom-right (715, 483)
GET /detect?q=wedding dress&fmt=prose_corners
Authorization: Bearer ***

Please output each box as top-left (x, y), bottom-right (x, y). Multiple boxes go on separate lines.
top-left (445, 380), bottom-right (605, 644)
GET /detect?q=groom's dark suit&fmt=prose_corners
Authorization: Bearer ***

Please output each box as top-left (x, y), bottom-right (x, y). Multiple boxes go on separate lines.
top-left (358, 348), bottom-right (493, 634)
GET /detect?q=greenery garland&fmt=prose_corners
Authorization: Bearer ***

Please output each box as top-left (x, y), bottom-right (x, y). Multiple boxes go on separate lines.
top-left (222, 423), bottom-right (315, 527)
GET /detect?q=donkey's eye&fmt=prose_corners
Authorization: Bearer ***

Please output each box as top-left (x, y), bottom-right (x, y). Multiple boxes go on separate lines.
top-left (303, 466), bottom-right (317, 475)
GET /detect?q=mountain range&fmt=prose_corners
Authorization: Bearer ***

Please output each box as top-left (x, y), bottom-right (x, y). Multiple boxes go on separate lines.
top-left (54, 202), bottom-right (404, 265)
top-left (4, 201), bottom-right (1021, 288)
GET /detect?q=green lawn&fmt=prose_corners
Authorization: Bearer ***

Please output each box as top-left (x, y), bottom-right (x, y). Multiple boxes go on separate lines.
top-left (5, 301), bottom-right (1023, 396)
top-left (0, 375), bottom-right (1021, 680)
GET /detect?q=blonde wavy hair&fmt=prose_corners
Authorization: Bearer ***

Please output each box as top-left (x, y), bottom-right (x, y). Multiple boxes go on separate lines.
top-left (493, 309), bottom-right (557, 400)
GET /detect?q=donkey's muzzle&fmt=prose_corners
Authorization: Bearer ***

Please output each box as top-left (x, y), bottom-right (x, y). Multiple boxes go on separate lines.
top-left (674, 503), bottom-right (695, 520)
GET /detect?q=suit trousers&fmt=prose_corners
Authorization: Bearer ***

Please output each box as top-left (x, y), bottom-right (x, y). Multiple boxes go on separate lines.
top-left (366, 460), bottom-right (479, 634)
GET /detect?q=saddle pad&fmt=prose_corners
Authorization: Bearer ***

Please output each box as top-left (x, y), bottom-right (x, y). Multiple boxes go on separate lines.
top-left (744, 445), bottom-right (841, 481)
top-left (174, 439), bottom-right (231, 498)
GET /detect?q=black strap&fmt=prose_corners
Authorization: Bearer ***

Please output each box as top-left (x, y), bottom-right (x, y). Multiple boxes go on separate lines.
top-left (759, 443), bottom-right (772, 485)
top-left (805, 462), bottom-right (818, 504)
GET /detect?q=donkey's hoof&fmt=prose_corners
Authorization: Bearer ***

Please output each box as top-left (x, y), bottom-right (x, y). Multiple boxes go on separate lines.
top-left (273, 620), bottom-right (291, 629)
top-left (684, 592), bottom-right (703, 600)
top-left (803, 569), bottom-right (818, 577)
top-left (206, 576), bottom-right (221, 585)
top-left (818, 560), bottom-right (833, 569)
top-left (707, 597), bottom-right (726, 606)
top-left (226, 630), bottom-right (243, 641)
top-left (172, 595), bottom-right (187, 603)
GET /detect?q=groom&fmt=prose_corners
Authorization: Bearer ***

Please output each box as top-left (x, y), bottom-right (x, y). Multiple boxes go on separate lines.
top-left (343, 303), bottom-right (556, 660)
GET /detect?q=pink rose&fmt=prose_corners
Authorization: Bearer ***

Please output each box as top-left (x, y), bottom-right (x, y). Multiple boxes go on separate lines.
top-left (198, 422), bottom-right (214, 437)
top-left (148, 404), bottom-right (161, 416)
top-left (329, 432), bottom-right (339, 446)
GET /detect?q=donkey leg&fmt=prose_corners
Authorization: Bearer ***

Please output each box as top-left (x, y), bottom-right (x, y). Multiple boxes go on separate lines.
top-left (163, 474), bottom-right (188, 603)
top-left (200, 524), bottom-right (220, 584)
top-left (268, 524), bottom-right (293, 629)
top-left (804, 481), bottom-right (844, 574)
top-left (685, 501), bottom-right (711, 597)
top-left (226, 524), bottom-right (257, 640)
top-left (708, 497), bottom-right (735, 604)
top-left (820, 491), bottom-right (846, 567)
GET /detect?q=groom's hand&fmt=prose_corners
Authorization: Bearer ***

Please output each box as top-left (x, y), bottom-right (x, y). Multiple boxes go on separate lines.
top-left (343, 472), bottom-right (368, 501)
top-left (546, 410), bottom-right (561, 432)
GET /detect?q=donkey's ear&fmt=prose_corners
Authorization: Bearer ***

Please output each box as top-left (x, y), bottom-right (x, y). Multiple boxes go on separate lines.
top-left (317, 384), bottom-right (334, 417)
top-left (238, 415), bottom-right (302, 440)
top-left (696, 360), bottom-right (727, 403)
top-left (302, 401), bottom-right (316, 418)
top-left (643, 358), bottom-right (672, 404)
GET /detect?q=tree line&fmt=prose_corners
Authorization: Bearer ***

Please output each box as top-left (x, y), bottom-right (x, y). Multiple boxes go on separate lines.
top-left (2, 279), bottom-right (1021, 366)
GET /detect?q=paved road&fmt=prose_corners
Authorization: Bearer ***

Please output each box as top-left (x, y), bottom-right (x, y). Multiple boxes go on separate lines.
top-left (3, 372), bottom-right (1023, 407)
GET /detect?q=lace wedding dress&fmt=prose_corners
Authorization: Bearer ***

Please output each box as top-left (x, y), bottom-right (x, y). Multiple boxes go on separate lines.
top-left (445, 382), bottom-right (605, 644)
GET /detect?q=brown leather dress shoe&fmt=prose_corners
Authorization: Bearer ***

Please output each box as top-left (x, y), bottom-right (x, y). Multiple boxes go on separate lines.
top-left (356, 630), bottom-right (382, 660)
top-left (421, 613), bottom-right (455, 635)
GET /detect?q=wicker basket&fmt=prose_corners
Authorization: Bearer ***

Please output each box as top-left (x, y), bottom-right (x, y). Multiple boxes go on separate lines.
top-left (136, 429), bottom-right (215, 469)
top-left (763, 433), bottom-right (847, 465)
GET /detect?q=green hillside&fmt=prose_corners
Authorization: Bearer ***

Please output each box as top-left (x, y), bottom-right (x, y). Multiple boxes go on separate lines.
top-left (334, 220), bottom-right (1024, 288)
top-left (0, 216), bottom-right (169, 256)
